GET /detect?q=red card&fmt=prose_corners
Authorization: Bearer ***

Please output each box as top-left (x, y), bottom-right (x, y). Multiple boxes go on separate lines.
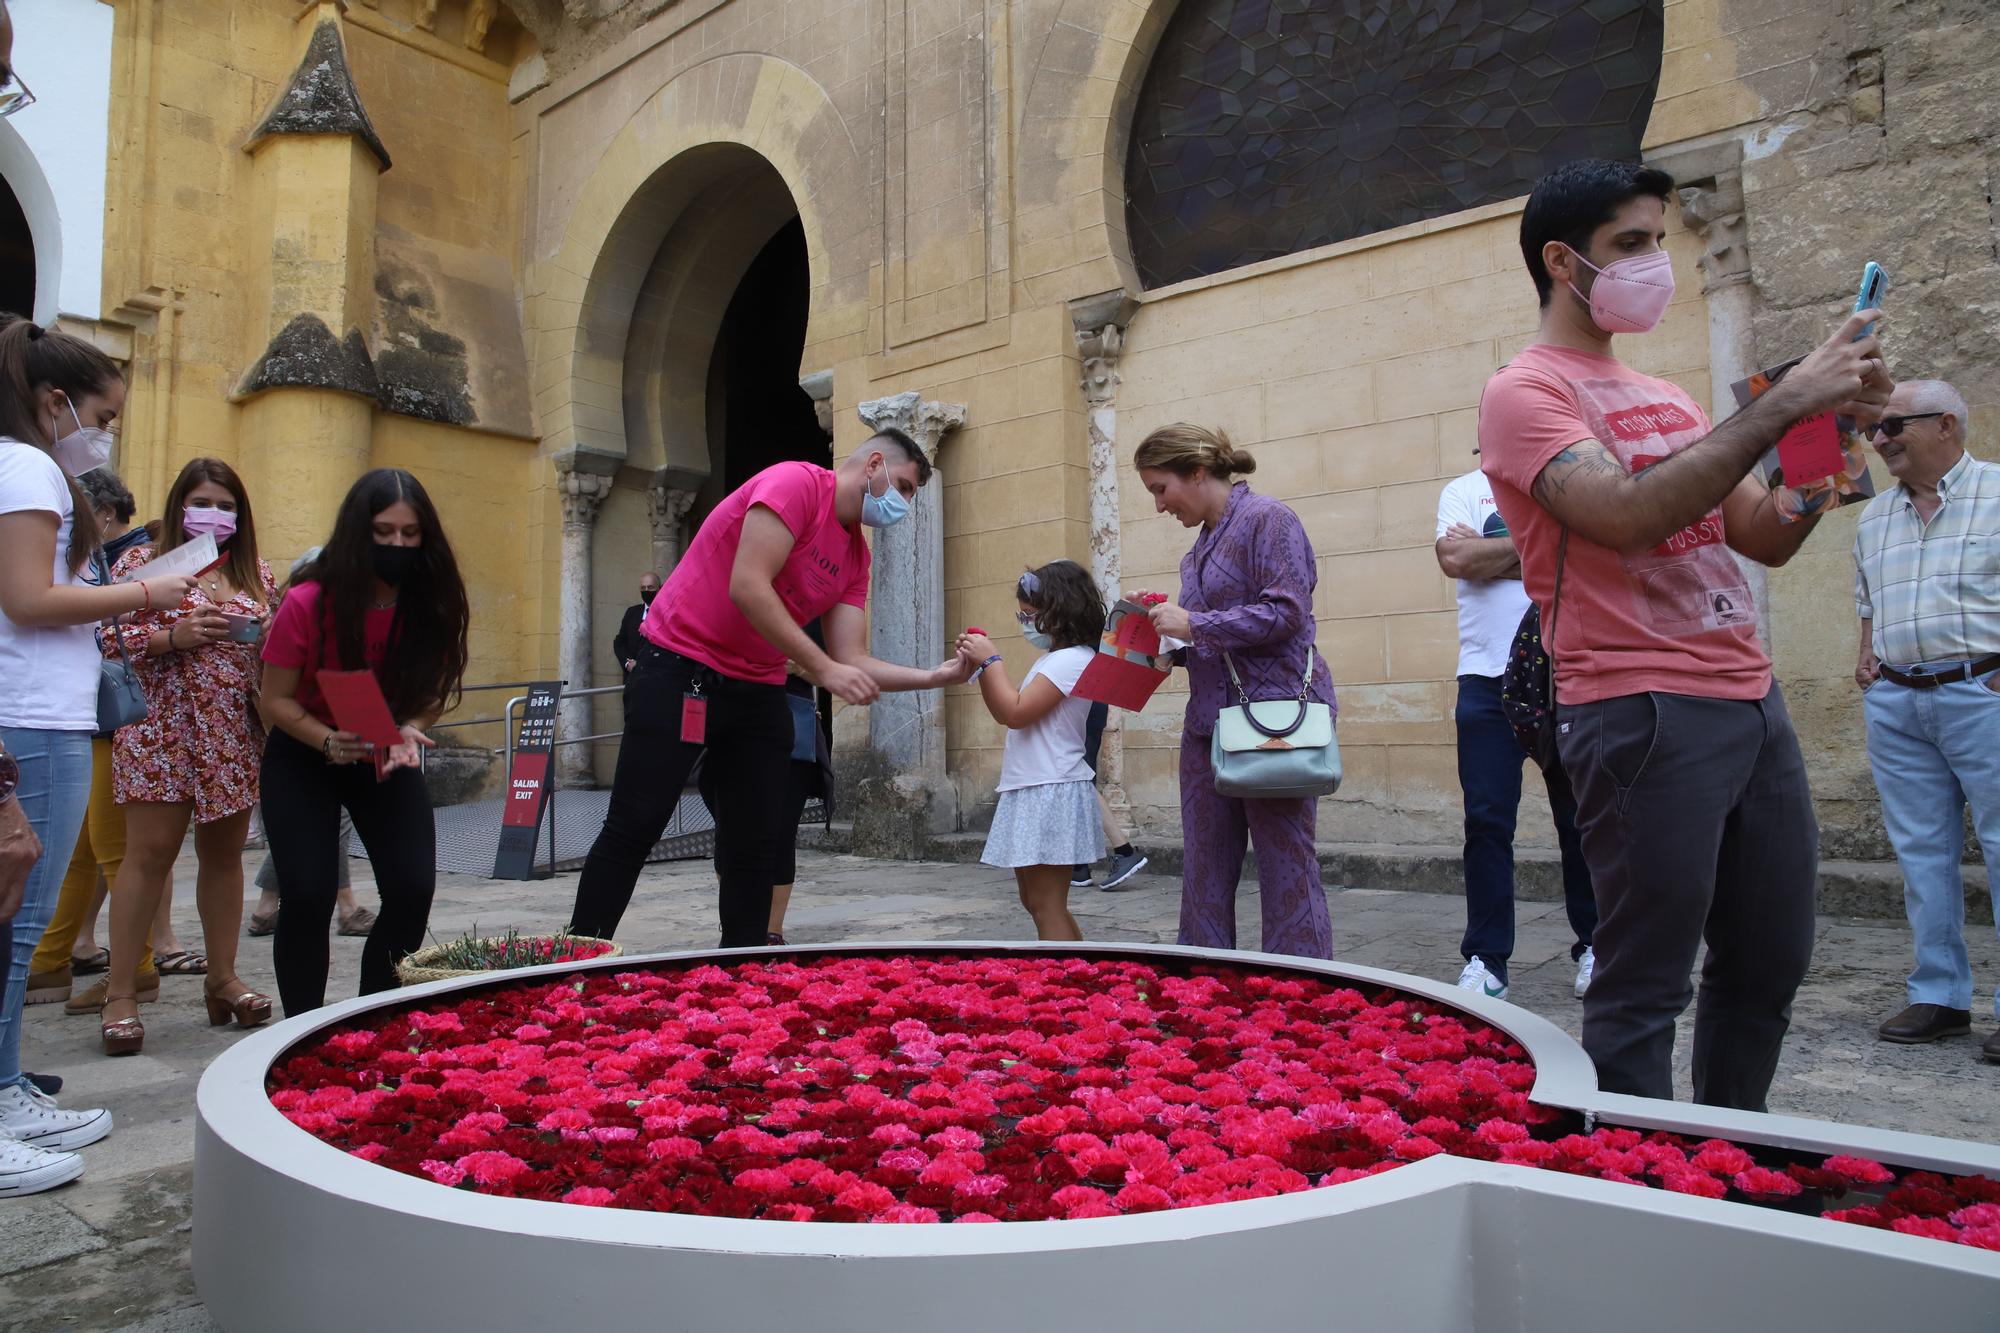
top-left (1072, 601), bottom-right (1174, 711)
top-left (316, 670), bottom-right (401, 749)
top-left (1774, 412), bottom-right (1845, 487)
top-left (681, 693), bottom-right (707, 744)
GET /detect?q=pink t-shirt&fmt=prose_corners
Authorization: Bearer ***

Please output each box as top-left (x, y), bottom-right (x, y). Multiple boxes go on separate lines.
top-left (261, 581), bottom-right (398, 727)
top-left (643, 462), bottom-right (870, 683)
top-left (1478, 343), bottom-right (1770, 705)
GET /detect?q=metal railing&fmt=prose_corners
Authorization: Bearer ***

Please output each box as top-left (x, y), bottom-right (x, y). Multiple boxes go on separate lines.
top-left (426, 680), bottom-right (628, 768)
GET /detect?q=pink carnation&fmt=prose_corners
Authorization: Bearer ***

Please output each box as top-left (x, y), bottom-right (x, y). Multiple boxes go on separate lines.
top-left (455, 1151), bottom-right (530, 1186)
top-left (1822, 1154), bottom-right (1895, 1187)
top-left (561, 1187), bottom-right (616, 1206)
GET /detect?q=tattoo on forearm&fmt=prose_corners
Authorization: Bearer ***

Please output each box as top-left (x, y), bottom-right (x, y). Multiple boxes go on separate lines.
top-left (1532, 444), bottom-right (1626, 505)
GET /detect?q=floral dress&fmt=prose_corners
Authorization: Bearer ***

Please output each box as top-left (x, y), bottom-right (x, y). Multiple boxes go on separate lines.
top-left (107, 545), bottom-right (278, 823)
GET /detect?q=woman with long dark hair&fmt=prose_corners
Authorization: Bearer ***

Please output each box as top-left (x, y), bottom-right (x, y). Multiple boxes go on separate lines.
top-left (257, 468), bottom-right (468, 1014)
top-left (0, 316), bottom-right (194, 1192)
top-left (94, 458), bottom-right (278, 1056)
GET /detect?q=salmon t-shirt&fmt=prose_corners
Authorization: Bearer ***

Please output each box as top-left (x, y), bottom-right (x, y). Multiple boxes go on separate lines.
top-left (1478, 343), bottom-right (1770, 705)
top-left (642, 461), bottom-right (870, 683)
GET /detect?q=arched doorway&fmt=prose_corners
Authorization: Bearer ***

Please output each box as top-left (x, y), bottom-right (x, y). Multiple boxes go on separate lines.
top-left (703, 216), bottom-right (825, 509)
top-left (579, 145), bottom-right (825, 783)
top-left (0, 174), bottom-right (33, 318)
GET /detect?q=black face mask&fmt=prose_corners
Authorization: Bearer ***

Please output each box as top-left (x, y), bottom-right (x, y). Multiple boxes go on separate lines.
top-left (639, 588), bottom-right (657, 605)
top-left (371, 543), bottom-right (421, 587)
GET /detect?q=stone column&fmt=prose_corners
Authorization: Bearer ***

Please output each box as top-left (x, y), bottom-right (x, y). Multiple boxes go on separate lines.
top-left (1068, 289), bottom-right (1141, 829)
top-left (1667, 145), bottom-right (1771, 650)
top-left (555, 456), bottom-right (614, 787)
top-left (856, 390), bottom-right (965, 842)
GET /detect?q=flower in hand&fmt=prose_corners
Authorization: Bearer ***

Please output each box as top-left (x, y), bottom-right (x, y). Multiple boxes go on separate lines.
top-left (957, 632), bottom-right (996, 664)
top-left (1146, 600), bottom-right (1193, 640)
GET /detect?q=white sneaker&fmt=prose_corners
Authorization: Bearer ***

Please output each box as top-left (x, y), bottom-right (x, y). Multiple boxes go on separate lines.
top-left (1456, 958), bottom-right (1509, 1001)
top-left (0, 1125), bottom-right (84, 1197)
top-left (0, 1081), bottom-right (112, 1152)
top-left (1573, 947), bottom-right (1595, 999)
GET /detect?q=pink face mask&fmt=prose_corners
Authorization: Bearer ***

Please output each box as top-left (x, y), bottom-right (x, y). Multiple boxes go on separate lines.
top-left (183, 505), bottom-right (238, 543)
top-left (1564, 246), bottom-right (1675, 335)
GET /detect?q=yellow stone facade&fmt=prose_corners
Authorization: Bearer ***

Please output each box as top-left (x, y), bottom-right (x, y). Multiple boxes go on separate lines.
top-left (88, 0), bottom-right (1997, 859)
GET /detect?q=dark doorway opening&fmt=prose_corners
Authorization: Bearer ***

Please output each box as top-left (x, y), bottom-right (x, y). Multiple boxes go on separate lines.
top-left (704, 216), bottom-right (824, 502)
top-left (0, 175), bottom-right (35, 320)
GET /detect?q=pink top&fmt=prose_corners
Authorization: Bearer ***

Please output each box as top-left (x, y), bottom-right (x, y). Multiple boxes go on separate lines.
top-left (261, 581), bottom-right (398, 728)
top-left (1479, 343), bottom-right (1770, 705)
top-left (643, 462), bottom-right (870, 683)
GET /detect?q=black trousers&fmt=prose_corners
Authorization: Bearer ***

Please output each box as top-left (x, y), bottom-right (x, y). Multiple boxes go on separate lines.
top-left (1557, 685), bottom-right (1818, 1111)
top-left (261, 730), bottom-right (437, 1016)
top-left (569, 643), bottom-right (793, 946)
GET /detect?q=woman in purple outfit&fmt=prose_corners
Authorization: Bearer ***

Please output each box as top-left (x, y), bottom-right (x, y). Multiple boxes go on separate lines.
top-left (1132, 424), bottom-right (1336, 959)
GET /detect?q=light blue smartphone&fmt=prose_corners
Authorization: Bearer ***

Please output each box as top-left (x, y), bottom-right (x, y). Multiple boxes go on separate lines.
top-left (1853, 261), bottom-right (1888, 338)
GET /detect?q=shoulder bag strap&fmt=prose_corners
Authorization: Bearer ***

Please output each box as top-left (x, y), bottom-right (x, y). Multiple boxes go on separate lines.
top-left (93, 548), bottom-right (141, 677)
top-left (1545, 528), bottom-right (1569, 645)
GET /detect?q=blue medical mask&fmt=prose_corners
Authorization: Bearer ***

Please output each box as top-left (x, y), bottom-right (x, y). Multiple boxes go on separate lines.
top-left (859, 470), bottom-right (910, 529)
top-left (1023, 627), bottom-right (1053, 652)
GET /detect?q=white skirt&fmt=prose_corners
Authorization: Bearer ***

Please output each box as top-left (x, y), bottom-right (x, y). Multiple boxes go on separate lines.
top-left (980, 780), bottom-right (1105, 869)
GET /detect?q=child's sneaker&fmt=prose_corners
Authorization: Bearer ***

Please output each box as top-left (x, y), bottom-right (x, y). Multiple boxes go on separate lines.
top-left (1069, 866), bottom-right (1094, 888)
top-left (1099, 850), bottom-right (1149, 890)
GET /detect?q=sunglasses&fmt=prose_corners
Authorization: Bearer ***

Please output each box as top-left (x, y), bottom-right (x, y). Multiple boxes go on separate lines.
top-left (0, 68), bottom-right (35, 119)
top-left (1869, 412), bottom-right (1944, 440)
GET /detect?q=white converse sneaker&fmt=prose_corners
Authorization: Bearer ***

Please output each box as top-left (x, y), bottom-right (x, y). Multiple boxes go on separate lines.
top-left (0, 1125), bottom-right (84, 1197)
top-left (1573, 947), bottom-right (1596, 999)
top-left (1455, 957), bottom-right (1509, 1001)
top-left (0, 1081), bottom-right (112, 1152)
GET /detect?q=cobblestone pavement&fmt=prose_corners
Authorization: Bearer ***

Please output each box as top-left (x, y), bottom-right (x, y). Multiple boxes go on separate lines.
top-left (9, 850), bottom-right (1997, 1330)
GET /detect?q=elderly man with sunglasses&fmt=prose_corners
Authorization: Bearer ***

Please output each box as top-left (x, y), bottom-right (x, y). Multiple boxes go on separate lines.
top-left (1853, 379), bottom-right (2000, 1060)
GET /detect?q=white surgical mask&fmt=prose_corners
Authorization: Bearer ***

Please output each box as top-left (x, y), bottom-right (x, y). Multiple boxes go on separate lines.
top-left (51, 398), bottom-right (114, 477)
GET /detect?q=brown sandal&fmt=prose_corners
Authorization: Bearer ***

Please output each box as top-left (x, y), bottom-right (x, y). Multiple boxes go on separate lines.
top-left (246, 906), bottom-right (278, 937)
top-left (101, 995), bottom-right (144, 1056)
top-left (337, 906), bottom-right (377, 937)
top-left (204, 977), bottom-right (273, 1029)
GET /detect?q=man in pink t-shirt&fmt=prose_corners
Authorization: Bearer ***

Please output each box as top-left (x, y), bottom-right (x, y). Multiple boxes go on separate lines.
top-left (1479, 159), bottom-right (1891, 1111)
top-left (569, 431), bottom-right (971, 947)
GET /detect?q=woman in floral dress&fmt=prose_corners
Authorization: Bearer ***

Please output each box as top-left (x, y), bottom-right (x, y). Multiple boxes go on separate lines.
top-left (97, 459), bottom-right (276, 1055)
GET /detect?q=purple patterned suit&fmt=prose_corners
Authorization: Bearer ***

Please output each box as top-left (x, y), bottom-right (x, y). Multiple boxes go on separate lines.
top-left (1175, 483), bottom-right (1337, 958)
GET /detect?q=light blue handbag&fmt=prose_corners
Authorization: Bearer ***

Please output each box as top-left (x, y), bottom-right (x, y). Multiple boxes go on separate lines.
top-left (1209, 647), bottom-right (1340, 799)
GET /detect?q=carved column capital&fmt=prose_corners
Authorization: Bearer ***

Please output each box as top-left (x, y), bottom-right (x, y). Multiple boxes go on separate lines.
top-left (556, 467), bottom-right (614, 534)
top-left (1068, 289), bottom-right (1139, 408)
top-left (464, 0), bottom-right (498, 52)
top-left (857, 391), bottom-right (966, 463)
top-left (1677, 175), bottom-right (1751, 295)
top-left (647, 482), bottom-right (698, 546)
top-left (800, 371), bottom-right (835, 440)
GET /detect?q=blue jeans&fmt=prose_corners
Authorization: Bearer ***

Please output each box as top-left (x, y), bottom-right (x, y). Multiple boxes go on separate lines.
top-left (0, 727), bottom-right (93, 1086)
top-left (1863, 668), bottom-right (2000, 1018)
top-left (1455, 675), bottom-right (1597, 984)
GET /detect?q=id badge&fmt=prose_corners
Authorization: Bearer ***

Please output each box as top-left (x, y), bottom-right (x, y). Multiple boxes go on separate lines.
top-left (680, 692), bottom-right (708, 745)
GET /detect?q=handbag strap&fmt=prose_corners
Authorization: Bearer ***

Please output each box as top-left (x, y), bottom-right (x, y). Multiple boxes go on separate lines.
top-left (1222, 645), bottom-right (1316, 706)
top-left (93, 548), bottom-right (141, 677)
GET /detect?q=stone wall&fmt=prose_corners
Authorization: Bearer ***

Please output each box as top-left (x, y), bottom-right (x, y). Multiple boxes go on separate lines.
top-left (103, 0), bottom-right (548, 711)
top-left (1717, 0), bottom-right (2000, 861)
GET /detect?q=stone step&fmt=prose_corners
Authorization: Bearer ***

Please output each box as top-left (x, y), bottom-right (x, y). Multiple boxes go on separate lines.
top-left (800, 825), bottom-right (1990, 927)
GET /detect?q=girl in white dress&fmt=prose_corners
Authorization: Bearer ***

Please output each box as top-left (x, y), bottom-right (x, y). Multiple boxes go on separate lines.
top-left (956, 561), bottom-right (1106, 941)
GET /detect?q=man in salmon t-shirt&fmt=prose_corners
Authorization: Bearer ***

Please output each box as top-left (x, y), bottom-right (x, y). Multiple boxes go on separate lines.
top-left (568, 430), bottom-right (970, 947)
top-left (1478, 159), bottom-right (1892, 1110)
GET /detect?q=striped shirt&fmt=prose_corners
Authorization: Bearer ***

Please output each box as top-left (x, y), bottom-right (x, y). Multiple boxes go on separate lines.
top-left (1853, 452), bottom-right (2000, 667)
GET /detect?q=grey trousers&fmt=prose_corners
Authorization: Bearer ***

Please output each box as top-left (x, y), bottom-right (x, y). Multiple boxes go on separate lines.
top-left (254, 809), bottom-right (353, 893)
top-left (1556, 685), bottom-right (1817, 1111)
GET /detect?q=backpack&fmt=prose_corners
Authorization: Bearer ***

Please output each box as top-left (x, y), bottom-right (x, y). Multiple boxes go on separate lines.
top-left (1500, 529), bottom-right (1567, 772)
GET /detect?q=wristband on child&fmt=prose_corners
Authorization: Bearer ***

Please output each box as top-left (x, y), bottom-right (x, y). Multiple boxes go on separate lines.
top-left (972, 653), bottom-right (1002, 679)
